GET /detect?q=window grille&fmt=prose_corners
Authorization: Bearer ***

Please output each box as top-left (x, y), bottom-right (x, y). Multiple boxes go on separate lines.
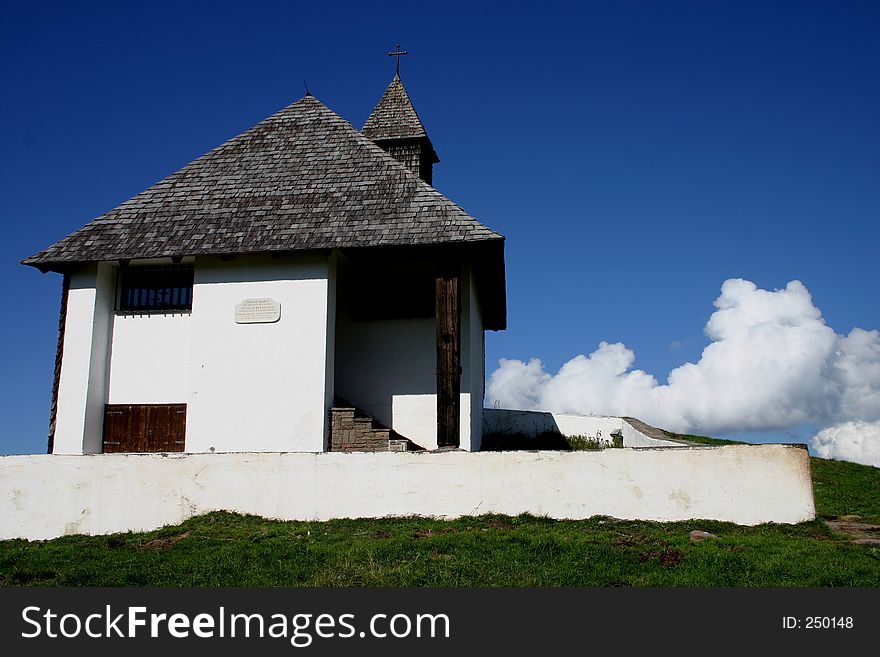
top-left (117, 266), bottom-right (194, 313)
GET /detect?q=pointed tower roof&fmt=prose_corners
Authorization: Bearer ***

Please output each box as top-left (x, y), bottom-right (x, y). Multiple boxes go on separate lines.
top-left (363, 74), bottom-right (439, 163)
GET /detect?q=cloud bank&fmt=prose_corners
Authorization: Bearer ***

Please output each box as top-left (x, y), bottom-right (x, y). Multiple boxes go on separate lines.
top-left (486, 279), bottom-right (880, 467)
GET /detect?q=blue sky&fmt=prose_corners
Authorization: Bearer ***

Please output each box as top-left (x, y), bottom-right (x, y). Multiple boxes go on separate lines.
top-left (2, 1), bottom-right (878, 458)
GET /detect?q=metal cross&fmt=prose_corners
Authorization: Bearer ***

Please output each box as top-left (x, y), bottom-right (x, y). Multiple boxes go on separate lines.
top-left (387, 44), bottom-right (408, 75)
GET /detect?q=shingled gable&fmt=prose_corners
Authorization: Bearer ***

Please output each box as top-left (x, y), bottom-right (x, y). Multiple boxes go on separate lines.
top-left (22, 93), bottom-right (499, 273)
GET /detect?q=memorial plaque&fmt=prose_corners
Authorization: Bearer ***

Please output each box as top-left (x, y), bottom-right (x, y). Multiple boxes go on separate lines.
top-left (234, 298), bottom-right (281, 324)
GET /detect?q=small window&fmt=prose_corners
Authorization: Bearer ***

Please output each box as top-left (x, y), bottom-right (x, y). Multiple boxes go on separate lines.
top-left (117, 266), bottom-right (194, 313)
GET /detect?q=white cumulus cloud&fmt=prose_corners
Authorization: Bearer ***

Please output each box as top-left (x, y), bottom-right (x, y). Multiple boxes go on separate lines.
top-left (811, 421), bottom-right (880, 467)
top-left (486, 279), bottom-right (880, 467)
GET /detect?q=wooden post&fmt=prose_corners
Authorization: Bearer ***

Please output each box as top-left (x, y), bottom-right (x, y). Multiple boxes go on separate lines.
top-left (436, 261), bottom-right (461, 448)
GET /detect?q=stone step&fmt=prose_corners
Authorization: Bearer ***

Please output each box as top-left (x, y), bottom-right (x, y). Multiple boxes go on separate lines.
top-left (330, 400), bottom-right (424, 453)
top-left (388, 439), bottom-right (409, 452)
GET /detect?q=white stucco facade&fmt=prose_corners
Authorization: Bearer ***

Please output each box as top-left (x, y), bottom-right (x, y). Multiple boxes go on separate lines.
top-left (108, 313), bottom-right (191, 404)
top-left (51, 252), bottom-right (489, 455)
top-left (53, 263), bottom-right (115, 454)
top-left (0, 443), bottom-right (816, 540)
top-left (335, 315), bottom-right (437, 446)
top-left (185, 256), bottom-right (333, 453)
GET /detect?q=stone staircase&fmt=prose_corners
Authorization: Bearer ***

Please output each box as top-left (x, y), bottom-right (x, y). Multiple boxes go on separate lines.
top-left (329, 399), bottom-right (424, 452)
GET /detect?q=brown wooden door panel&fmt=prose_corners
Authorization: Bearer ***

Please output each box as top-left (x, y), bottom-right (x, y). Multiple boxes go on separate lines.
top-left (103, 404), bottom-right (186, 453)
top-left (133, 404), bottom-right (150, 452)
top-left (102, 407), bottom-right (128, 453)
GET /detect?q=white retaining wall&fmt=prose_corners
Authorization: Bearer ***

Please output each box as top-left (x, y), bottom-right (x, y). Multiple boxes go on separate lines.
top-left (620, 420), bottom-right (683, 447)
top-left (0, 444), bottom-right (815, 540)
top-left (483, 409), bottom-right (683, 447)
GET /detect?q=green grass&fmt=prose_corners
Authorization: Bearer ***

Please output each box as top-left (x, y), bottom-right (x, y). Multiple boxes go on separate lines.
top-left (1, 512), bottom-right (876, 587)
top-left (810, 457), bottom-right (880, 523)
top-left (565, 435), bottom-right (616, 450)
top-left (2, 435), bottom-right (878, 587)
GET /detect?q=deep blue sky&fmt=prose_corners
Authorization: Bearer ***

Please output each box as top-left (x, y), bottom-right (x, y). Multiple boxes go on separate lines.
top-left (2, 1), bottom-right (877, 454)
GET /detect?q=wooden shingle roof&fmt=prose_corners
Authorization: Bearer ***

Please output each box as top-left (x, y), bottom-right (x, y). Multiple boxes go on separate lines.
top-left (22, 94), bottom-right (500, 270)
top-left (363, 74), bottom-right (432, 142)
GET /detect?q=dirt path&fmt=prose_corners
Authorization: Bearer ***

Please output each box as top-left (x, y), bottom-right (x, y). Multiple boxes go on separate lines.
top-left (825, 519), bottom-right (880, 545)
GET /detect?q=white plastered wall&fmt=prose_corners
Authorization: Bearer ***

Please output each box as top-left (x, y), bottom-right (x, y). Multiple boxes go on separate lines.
top-left (337, 315), bottom-right (437, 447)
top-left (52, 263), bottom-right (115, 454)
top-left (0, 444), bottom-right (817, 540)
top-left (483, 410), bottom-right (687, 448)
top-left (51, 251), bottom-right (492, 454)
top-left (483, 409), bottom-right (623, 444)
top-left (186, 255), bottom-right (333, 453)
top-left (54, 255), bottom-right (335, 454)
top-left (108, 314), bottom-right (191, 404)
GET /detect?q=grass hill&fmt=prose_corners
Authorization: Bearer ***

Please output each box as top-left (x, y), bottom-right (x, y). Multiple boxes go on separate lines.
top-left (1, 437), bottom-right (878, 587)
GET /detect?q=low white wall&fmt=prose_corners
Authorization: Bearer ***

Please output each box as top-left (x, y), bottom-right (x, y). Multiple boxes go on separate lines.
top-left (621, 420), bottom-right (685, 447)
top-left (553, 415), bottom-right (621, 443)
top-left (0, 444), bottom-right (815, 540)
top-left (484, 408), bottom-right (567, 436)
top-left (483, 409), bottom-right (682, 447)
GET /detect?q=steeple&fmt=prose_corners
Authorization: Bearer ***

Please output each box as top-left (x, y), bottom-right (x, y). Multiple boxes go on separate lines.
top-left (363, 73), bottom-right (440, 185)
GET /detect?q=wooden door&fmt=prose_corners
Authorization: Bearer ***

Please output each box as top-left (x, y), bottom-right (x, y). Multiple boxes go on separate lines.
top-left (103, 404), bottom-right (186, 453)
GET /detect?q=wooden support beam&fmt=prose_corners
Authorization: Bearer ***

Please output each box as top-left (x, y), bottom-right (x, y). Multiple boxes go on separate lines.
top-left (436, 261), bottom-right (461, 448)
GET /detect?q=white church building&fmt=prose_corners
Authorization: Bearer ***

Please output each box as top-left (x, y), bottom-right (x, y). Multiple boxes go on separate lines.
top-left (23, 74), bottom-right (507, 456)
top-left (10, 67), bottom-right (817, 540)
